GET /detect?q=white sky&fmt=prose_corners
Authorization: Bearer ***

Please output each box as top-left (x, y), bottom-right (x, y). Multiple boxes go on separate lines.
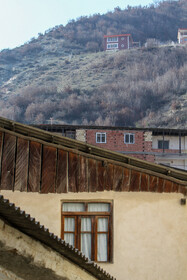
top-left (0, 0), bottom-right (154, 51)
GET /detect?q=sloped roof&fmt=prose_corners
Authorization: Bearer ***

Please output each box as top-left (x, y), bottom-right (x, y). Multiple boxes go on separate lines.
top-left (33, 123), bottom-right (187, 136)
top-left (0, 195), bottom-right (115, 280)
top-left (0, 117), bottom-right (187, 186)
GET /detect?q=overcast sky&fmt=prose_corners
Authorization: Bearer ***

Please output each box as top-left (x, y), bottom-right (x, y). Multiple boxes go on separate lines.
top-left (0, 0), bottom-right (154, 51)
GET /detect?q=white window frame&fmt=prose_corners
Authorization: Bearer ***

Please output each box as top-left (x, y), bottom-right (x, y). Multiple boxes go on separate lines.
top-left (107, 37), bottom-right (118, 42)
top-left (96, 132), bottom-right (106, 143)
top-left (124, 133), bottom-right (135, 144)
top-left (107, 43), bottom-right (118, 49)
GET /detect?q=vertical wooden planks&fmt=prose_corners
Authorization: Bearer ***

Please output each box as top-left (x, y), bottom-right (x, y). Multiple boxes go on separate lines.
top-left (164, 180), bottom-right (173, 193)
top-left (56, 149), bottom-right (68, 193)
top-left (105, 163), bottom-right (113, 191)
top-left (113, 165), bottom-right (123, 191)
top-left (172, 182), bottom-right (179, 193)
top-left (41, 145), bottom-right (56, 193)
top-left (79, 155), bottom-right (88, 192)
top-left (121, 168), bottom-right (130, 191)
top-left (68, 152), bottom-right (79, 192)
top-left (157, 177), bottom-right (164, 193)
top-left (149, 176), bottom-right (158, 192)
top-left (140, 173), bottom-right (149, 192)
top-left (28, 141), bottom-right (41, 192)
top-left (1, 133), bottom-right (16, 190)
top-left (97, 161), bottom-right (105, 192)
top-left (88, 158), bottom-right (97, 192)
top-left (14, 138), bottom-right (29, 191)
top-left (129, 170), bottom-right (140, 192)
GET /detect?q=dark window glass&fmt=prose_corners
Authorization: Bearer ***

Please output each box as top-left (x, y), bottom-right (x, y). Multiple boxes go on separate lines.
top-left (158, 140), bottom-right (169, 149)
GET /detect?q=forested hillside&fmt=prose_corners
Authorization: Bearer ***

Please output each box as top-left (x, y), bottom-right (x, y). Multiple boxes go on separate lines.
top-left (0, 0), bottom-right (186, 128)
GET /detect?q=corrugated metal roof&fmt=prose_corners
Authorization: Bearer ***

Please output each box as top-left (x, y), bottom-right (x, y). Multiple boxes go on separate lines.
top-left (0, 195), bottom-right (115, 280)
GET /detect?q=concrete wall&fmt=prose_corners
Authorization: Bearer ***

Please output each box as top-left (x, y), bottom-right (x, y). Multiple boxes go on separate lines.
top-left (0, 217), bottom-right (97, 280)
top-left (152, 135), bottom-right (187, 150)
top-left (1, 190), bottom-right (187, 280)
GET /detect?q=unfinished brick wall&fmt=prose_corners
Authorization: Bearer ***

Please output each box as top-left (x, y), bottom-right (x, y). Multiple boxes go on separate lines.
top-left (86, 129), bottom-right (155, 162)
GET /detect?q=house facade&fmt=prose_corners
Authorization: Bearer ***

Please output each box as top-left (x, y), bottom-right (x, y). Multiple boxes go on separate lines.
top-left (103, 34), bottom-right (133, 51)
top-left (34, 124), bottom-right (187, 171)
top-left (0, 117), bottom-right (187, 280)
top-left (178, 28), bottom-right (187, 44)
top-left (0, 195), bottom-right (112, 280)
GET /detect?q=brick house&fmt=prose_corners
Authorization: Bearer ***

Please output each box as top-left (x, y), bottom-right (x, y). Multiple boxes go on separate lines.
top-left (34, 124), bottom-right (187, 171)
top-left (1, 117), bottom-right (187, 280)
top-left (103, 34), bottom-right (133, 51)
top-left (178, 28), bottom-right (187, 44)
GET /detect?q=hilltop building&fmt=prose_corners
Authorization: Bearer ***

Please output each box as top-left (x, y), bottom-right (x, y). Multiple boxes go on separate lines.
top-left (178, 28), bottom-right (187, 44)
top-left (103, 34), bottom-right (133, 51)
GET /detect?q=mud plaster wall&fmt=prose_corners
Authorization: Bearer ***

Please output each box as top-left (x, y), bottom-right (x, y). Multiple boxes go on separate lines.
top-left (0, 219), bottom-right (97, 280)
top-left (1, 190), bottom-right (187, 280)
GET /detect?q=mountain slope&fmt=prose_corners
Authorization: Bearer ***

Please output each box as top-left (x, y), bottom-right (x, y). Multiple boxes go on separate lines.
top-left (0, 0), bottom-right (186, 127)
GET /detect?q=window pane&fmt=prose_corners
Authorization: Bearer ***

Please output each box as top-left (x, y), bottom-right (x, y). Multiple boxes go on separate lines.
top-left (62, 203), bottom-right (85, 212)
top-left (97, 234), bottom-right (108, 261)
top-left (64, 217), bottom-right (75, 231)
top-left (125, 134), bottom-right (129, 143)
top-left (164, 141), bottom-right (169, 149)
top-left (130, 134), bottom-right (134, 143)
top-left (88, 203), bottom-right (110, 212)
top-left (81, 233), bottom-right (92, 260)
top-left (96, 134), bottom-right (100, 143)
top-left (101, 134), bottom-right (106, 143)
top-left (64, 233), bottom-right (75, 247)
top-left (81, 218), bottom-right (91, 231)
top-left (98, 218), bottom-right (108, 232)
top-left (158, 140), bottom-right (163, 149)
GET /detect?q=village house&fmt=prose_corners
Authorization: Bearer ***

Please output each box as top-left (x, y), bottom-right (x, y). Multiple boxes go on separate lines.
top-left (34, 124), bottom-right (187, 171)
top-left (178, 28), bottom-right (187, 44)
top-left (103, 34), bottom-right (133, 51)
top-left (0, 117), bottom-right (187, 280)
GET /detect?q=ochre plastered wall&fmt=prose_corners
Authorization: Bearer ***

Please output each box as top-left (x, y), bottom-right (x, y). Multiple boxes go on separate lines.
top-left (1, 190), bottom-right (187, 280)
top-left (0, 218), bottom-right (97, 280)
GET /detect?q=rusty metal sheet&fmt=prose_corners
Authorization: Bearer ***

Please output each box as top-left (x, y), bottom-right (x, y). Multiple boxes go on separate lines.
top-left (56, 149), bottom-right (67, 193)
top-left (1, 133), bottom-right (16, 190)
top-left (28, 141), bottom-right (41, 192)
top-left (88, 158), bottom-right (97, 192)
top-left (149, 175), bottom-right (158, 192)
top-left (121, 168), bottom-right (130, 191)
top-left (129, 170), bottom-right (140, 192)
top-left (68, 152), bottom-right (79, 192)
top-left (79, 155), bottom-right (88, 192)
top-left (140, 173), bottom-right (149, 192)
top-left (164, 180), bottom-right (172, 193)
top-left (14, 138), bottom-right (29, 191)
top-left (41, 145), bottom-right (57, 193)
top-left (157, 178), bottom-right (164, 193)
top-left (113, 165), bottom-right (123, 191)
top-left (97, 161), bottom-right (105, 192)
top-left (105, 163), bottom-right (113, 191)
